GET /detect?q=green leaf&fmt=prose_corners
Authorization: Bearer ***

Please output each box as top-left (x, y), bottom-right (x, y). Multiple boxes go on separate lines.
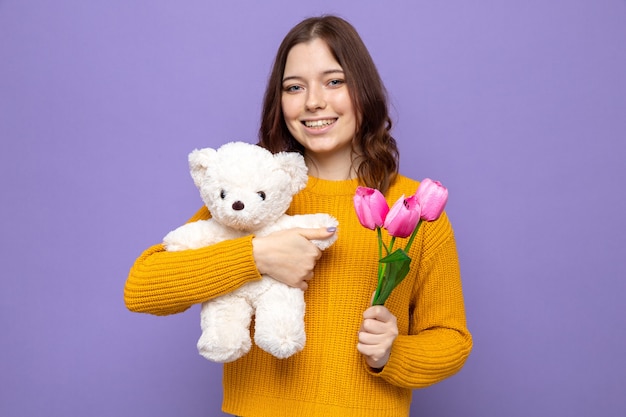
top-left (373, 249), bottom-right (413, 305)
top-left (380, 249), bottom-right (411, 264)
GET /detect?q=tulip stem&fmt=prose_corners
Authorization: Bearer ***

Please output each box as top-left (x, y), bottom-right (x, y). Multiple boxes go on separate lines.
top-left (374, 227), bottom-right (385, 304)
top-left (404, 220), bottom-right (423, 253)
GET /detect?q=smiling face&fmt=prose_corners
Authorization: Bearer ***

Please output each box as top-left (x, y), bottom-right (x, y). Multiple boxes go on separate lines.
top-left (281, 38), bottom-right (358, 175)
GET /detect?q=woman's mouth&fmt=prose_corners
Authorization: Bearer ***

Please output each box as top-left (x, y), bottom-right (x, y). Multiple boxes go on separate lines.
top-left (303, 119), bottom-right (337, 129)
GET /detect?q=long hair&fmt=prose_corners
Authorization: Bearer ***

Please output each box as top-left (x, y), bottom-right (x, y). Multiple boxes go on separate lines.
top-left (258, 15), bottom-right (399, 193)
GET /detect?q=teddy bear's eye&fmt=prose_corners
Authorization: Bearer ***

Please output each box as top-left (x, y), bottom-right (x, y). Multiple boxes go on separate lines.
top-left (220, 190), bottom-right (226, 199)
top-left (257, 191), bottom-right (266, 200)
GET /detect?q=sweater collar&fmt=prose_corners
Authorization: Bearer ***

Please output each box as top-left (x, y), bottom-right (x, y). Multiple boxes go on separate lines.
top-left (305, 176), bottom-right (361, 196)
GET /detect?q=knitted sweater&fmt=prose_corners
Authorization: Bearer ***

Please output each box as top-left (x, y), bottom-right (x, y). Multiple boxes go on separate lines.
top-left (124, 175), bottom-right (472, 417)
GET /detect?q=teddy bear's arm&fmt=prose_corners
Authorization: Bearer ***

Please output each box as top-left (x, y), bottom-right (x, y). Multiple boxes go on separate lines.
top-left (257, 213), bottom-right (338, 250)
top-left (163, 219), bottom-right (246, 251)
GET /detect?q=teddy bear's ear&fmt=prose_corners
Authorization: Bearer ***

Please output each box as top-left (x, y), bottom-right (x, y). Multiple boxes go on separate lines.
top-left (274, 151), bottom-right (309, 194)
top-left (188, 148), bottom-right (217, 188)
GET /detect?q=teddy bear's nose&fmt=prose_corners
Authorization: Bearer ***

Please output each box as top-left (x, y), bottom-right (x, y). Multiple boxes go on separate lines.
top-left (232, 201), bottom-right (245, 211)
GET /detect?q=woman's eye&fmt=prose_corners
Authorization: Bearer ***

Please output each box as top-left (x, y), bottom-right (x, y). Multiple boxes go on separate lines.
top-left (284, 85), bottom-right (302, 93)
top-left (257, 191), bottom-right (266, 200)
top-left (328, 79), bottom-right (345, 87)
top-left (220, 190), bottom-right (226, 199)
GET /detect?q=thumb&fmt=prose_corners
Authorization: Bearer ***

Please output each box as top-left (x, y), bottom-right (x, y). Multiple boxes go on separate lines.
top-left (297, 226), bottom-right (337, 241)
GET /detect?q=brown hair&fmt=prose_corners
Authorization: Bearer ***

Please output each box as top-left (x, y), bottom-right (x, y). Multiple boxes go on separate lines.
top-left (257, 15), bottom-right (399, 193)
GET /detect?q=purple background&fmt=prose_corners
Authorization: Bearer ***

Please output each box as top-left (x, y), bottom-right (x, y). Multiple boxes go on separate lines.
top-left (1, 1), bottom-right (625, 416)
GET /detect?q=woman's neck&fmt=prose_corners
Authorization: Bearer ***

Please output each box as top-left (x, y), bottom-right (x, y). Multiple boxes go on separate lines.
top-left (304, 149), bottom-right (361, 181)
top-left (306, 162), bottom-right (356, 181)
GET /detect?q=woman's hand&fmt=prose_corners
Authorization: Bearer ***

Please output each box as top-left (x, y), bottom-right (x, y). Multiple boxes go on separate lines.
top-left (357, 304), bottom-right (399, 370)
top-left (252, 227), bottom-right (336, 290)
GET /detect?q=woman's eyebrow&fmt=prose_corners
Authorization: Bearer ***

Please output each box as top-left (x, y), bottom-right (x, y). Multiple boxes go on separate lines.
top-left (282, 69), bottom-right (344, 83)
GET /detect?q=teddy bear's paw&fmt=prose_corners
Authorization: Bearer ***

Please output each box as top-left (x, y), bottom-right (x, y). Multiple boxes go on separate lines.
top-left (252, 283), bottom-right (306, 359)
top-left (310, 235), bottom-right (337, 251)
top-left (197, 332), bottom-right (252, 363)
top-left (254, 330), bottom-right (306, 359)
top-left (299, 213), bottom-right (338, 250)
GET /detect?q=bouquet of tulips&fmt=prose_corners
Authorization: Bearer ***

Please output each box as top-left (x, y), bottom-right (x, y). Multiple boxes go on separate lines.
top-left (353, 179), bottom-right (449, 306)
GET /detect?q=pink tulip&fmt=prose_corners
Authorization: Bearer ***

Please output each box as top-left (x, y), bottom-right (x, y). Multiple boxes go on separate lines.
top-left (353, 186), bottom-right (389, 230)
top-left (383, 194), bottom-right (421, 238)
top-left (415, 178), bottom-right (448, 221)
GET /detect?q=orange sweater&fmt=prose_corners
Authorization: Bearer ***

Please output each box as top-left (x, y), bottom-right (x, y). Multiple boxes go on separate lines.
top-left (125, 175), bottom-right (472, 417)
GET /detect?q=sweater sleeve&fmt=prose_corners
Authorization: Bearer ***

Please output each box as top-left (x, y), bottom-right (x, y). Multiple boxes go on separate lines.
top-left (123, 207), bottom-right (262, 316)
top-left (370, 213), bottom-right (473, 388)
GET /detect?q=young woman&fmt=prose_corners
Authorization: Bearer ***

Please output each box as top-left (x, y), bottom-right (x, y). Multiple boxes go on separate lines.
top-left (125, 15), bottom-right (472, 417)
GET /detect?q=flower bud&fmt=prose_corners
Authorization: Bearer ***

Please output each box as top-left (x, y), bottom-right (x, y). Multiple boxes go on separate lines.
top-left (353, 186), bottom-right (389, 230)
top-left (416, 178), bottom-right (448, 221)
top-left (383, 195), bottom-right (421, 238)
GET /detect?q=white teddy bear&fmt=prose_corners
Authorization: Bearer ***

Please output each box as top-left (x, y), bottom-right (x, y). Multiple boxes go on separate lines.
top-left (163, 141), bottom-right (338, 363)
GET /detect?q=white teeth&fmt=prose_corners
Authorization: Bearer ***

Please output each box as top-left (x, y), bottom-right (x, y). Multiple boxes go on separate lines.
top-left (304, 119), bottom-right (335, 128)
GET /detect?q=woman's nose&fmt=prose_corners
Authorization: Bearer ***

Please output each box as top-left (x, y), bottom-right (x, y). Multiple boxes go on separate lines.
top-left (305, 85), bottom-right (326, 111)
